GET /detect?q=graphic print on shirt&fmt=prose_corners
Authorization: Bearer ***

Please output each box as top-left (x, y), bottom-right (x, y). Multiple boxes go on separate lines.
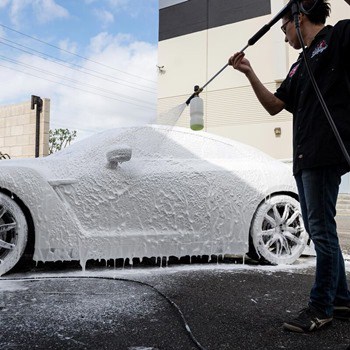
top-left (289, 63), bottom-right (300, 78)
top-left (311, 40), bottom-right (328, 58)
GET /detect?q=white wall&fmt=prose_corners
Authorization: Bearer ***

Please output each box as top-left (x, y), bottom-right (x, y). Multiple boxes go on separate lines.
top-left (158, 1), bottom-right (348, 161)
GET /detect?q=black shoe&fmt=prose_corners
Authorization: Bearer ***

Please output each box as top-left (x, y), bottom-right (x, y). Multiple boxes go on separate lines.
top-left (334, 302), bottom-right (350, 320)
top-left (283, 307), bottom-right (333, 333)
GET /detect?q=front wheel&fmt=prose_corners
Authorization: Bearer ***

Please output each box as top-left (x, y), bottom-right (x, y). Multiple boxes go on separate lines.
top-left (0, 192), bottom-right (28, 276)
top-left (249, 194), bottom-right (308, 265)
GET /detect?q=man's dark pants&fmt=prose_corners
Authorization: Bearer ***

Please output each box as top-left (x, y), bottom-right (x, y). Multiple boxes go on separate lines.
top-left (295, 165), bottom-right (350, 317)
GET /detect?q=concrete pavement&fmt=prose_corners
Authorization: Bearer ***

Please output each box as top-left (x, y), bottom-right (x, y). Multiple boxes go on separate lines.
top-left (336, 215), bottom-right (350, 255)
top-left (1, 257), bottom-right (350, 350)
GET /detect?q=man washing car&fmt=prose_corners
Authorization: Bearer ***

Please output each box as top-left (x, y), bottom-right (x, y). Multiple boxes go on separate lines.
top-left (229, 0), bottom-right (350, 333)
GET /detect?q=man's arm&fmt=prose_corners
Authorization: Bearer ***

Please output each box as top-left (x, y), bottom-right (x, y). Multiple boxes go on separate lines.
top-left (228, 52), bottom-right (285, 116)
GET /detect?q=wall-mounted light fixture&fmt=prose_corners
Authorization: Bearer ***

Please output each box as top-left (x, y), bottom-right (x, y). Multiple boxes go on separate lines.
top-left (274, 127), bottom-right (282, 137)
top-left (156, 65), bottom-right (166, 74)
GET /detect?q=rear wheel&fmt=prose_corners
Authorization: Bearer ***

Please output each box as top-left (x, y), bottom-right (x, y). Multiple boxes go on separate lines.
top-left (249, 194), bottom-right (308, 265)
top-left (0, 192), bottom-right (28, 276)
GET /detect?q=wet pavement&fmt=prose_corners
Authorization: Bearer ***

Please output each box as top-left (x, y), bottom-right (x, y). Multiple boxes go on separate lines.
top-left (1, 215), bottom-right (350, 350)
top-left (1, 256), bottom-right (350, 350)
top-left (337, 215), bottom-right (350, 255)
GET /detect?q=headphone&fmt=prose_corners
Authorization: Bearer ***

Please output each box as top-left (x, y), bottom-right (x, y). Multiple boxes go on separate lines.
top-left (299, 0), bottom-right (320, 15)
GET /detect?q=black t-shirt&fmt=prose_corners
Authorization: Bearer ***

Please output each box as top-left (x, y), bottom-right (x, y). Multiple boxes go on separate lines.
top-left (275, 20), bottom-right (350, 175)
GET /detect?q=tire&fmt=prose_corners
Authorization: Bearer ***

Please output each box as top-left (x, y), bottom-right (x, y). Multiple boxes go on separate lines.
top-left (249, 194), bottom-right (308, 265)
top-left (0, 192), bottom-right (28, 276)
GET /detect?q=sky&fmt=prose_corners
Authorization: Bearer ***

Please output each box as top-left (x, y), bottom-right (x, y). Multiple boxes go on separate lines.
top-left (0, 0), bottom-right (159, 140)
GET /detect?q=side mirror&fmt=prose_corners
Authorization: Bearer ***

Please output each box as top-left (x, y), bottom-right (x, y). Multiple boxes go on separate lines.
top-left (106, 145), bottom-right (132, 169)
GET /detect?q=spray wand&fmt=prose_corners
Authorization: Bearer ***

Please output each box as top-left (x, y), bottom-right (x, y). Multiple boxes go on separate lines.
top-left (185, 0), bottom-right (298, 130)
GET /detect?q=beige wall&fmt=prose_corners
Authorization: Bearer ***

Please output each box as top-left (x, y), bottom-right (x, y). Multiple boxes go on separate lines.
top-left (158, 1), bottom-right (347, 160)
top-left (0, 98), bottom-right (50, 158)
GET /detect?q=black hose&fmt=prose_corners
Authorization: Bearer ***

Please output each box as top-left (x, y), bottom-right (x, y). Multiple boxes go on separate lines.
top-left (1, 275), bottom-right (208, 350)
top-left (293, 5), bottom-right (350, 167)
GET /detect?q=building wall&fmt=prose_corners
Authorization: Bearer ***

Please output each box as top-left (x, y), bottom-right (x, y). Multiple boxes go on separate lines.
top-left (157, 0), bottom-right (348, 160)
top-left (159, 0), bottom-right (271, 41)
top-left (0, 98), bottom-right (50, 158)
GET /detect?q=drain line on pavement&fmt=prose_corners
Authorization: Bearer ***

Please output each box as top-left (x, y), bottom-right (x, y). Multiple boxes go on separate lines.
top-left (2, 275), bottom-right (208, 350)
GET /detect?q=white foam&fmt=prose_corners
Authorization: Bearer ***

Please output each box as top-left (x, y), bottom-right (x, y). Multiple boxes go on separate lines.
top-left (0, 125), bottom-right (297, 274)
top-left (0, 280), bottom-right (29, 292)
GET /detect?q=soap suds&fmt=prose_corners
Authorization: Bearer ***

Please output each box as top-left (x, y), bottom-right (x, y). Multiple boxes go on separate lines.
top-left (0, 125), bottom-right (298, 274)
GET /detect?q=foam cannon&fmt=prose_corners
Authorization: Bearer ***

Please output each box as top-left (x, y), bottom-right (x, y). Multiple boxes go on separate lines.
top-left (186, 85), bottom-right (204, 131)
top-left (185, 0), bottom-right (302, 131)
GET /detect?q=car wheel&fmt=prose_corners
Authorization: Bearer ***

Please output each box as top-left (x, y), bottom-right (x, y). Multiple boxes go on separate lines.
top-left (0, 192), bottom-right (28, 276)
top-left (249, 194), bottom-right (308, 265)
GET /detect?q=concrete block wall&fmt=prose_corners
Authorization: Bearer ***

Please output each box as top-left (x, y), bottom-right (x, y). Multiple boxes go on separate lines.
top-left (0, 98), bottom-right (50, 158)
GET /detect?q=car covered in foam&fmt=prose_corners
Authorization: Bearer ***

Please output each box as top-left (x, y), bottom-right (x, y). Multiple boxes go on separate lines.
top-left (0, 125), bottom-right (310, 275)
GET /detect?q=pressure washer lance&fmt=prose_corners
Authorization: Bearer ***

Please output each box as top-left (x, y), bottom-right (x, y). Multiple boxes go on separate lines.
top-left (185, 0), bottom-right (297, 131)
top-left (185, 45), bottom-right (246, 131)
